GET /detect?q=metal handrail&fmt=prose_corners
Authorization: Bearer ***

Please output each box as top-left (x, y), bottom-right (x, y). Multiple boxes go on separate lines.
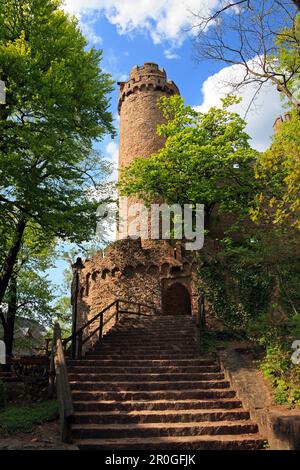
top-left (64, 299), bottom-right (158, 359)
top-left (48, 299), bottom-right (157, 443)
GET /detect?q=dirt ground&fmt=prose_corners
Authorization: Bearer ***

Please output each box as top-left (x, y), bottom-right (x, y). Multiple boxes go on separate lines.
top-left (0, 421), bottom-right (78, 450)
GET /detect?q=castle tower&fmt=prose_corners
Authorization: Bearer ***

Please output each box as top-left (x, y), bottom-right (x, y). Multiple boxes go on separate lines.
top-left (72, 63), bottom-right (204, 352)
top-left (117, 63), bottom-right (180, 240)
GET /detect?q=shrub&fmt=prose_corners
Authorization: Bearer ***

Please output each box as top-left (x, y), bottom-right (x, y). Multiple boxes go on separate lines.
top-left (0, 400), bottom-right (58, 433)
top-left (260, 341), bottom-right (300, 406)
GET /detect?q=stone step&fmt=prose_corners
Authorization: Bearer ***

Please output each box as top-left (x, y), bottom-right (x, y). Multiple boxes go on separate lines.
top-left (70, 379), bottom-right (230, 392)
top-left (114, 327), bottom-right (197, 330)
top-left (70, 314), bottom-right (266, 449)
top-left (111, 325), bottom-right (196, 328)
top-left (111, 326), bottom-right (195, 329)
top-left (90, 350), bottom-right (199, 356)
top-left (68, 372), bottom-right (225, 382)
top-left (73, 408), bottom-right (250, 424)
top-left (0, 373), bottom-right (12, 381)
top-left (75, 434), bottom-right (266, 450)
top-left (71, 388), bottom-right (236, 401)
top-left (67, 365), bottom-right (221, 374)
top-left (72, 420), bottom-right (259, 439)
top-left (98, 342), bottom-right (197, 348)
top-left (87, 350), bottom-right (199, 356)
top-left (67, 358), bottom-right (218, 367)
top-left (92, 344), bottom-right (198, 350)
top-left (114, 317), bottom-right (196, 323)
top-left (109, 331), bottom-right (196, 337)
top-left (85, 354), bottom-right (202, 360)
top-left (73, 398), bottom-right (244, 412)
top-left (105, 337), bottom-right (196, 342)
top-left (114, 321), bottom-right (196, 326)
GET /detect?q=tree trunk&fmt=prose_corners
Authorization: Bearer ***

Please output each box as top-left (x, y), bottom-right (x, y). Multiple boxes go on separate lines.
top-left (0, 218), bottom-right (26, 305)
top-left (292, 1), bottom-right (300, 12)
top-left (3, 274), bottom-right (17, 358)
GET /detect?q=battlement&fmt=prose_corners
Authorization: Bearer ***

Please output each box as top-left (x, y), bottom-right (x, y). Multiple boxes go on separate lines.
top-left (273, 112), bottom-right (291, 132)
top-left (117, 62), bottom-right (180, 114)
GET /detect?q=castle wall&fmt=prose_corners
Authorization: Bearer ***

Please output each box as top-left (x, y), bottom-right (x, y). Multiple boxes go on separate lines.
top-left (73, 238), bottom-right (200, 351)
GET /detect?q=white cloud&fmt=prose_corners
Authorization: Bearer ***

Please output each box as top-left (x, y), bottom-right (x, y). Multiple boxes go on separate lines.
top-left (105, 140), bottom-right (119, 182)
top-left (164, 49), bottom-right (180, 60)
top-left (101, 48), bottom-right (128, 82)
top-left (195, 63), bottom-right (285, 151)
top-left (63, 0), bottom-right (218, 46)
top-left (81, 22), bottom-right (103, 45)
top-left (73, 9), bottom-right (103, 45)
top-left (118, 73), bottom-right (129, 82)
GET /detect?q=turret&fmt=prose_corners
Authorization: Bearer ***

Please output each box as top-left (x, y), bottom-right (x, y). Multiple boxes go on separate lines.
top-left (117, 63), bottom-right (180, 241)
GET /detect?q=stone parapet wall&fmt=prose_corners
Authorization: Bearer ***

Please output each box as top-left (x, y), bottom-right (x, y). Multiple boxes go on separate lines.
top-left (72, 238), bottom-right (201, 351)
top-left (118, 62), bottom-right (179, 114)
top-left (218, 348), bottom-right (300, 450)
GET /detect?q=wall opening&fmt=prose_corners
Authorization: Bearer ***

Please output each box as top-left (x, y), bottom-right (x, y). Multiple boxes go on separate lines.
top-left (162, 283), bottom-right (191, 316)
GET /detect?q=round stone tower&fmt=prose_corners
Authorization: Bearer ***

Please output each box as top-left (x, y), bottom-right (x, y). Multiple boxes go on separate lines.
top-left (72, 64), bottom-right (203, 346)
top-left (117, 63), bottom-right (180, 240)
top-left (118, 62), bottom-right (179, 165)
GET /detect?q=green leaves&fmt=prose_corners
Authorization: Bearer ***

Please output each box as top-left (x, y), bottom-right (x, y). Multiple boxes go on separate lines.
top-left (275, 14), bottom-right (300, 104)
top-left (0, 0), bottom-right (115, 307)
top-left (253, 110), bottom-right (300, 229)
top-left (119, 95), bottom-right (258, 223)
top-left (0, 0), bottom-right (115, 244)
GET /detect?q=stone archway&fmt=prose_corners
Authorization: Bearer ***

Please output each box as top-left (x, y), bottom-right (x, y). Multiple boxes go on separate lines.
top-left (162, 283), bottom-right (191, 316)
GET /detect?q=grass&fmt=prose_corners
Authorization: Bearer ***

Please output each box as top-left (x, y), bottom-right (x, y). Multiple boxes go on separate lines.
top-left (0, 400), bottom-right (58, 434)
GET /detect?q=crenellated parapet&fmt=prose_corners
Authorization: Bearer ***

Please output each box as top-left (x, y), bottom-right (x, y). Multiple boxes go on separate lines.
top-left (72, 237), bottom-right (199, 329)
top-left (117, 62), bottom-right (179, 114)
top-left (273, 112), bottom-right (292, 132)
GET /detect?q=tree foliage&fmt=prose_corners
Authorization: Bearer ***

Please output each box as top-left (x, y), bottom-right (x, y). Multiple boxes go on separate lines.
top-left (252, 110), bottom-right (300, 229)
top-left (0, 0), bottom-right (115, 307)
top-left (192, 1), bottom-right (300, 111)
top-left (119, 95), bottom-right (258, 224)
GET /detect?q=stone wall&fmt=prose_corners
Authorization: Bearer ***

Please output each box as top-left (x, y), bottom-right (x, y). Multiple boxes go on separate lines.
top-left (72, 238), bottom-right (201, 352)
top-left (218, 348), bottom-right (300, 450)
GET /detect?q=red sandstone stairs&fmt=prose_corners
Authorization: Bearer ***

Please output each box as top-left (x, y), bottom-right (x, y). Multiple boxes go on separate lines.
top-left (67, 315), bottom-right (267, 450)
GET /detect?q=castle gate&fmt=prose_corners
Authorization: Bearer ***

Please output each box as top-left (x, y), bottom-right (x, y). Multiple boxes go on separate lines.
top-left (162, 283), bottom-right (191, 316)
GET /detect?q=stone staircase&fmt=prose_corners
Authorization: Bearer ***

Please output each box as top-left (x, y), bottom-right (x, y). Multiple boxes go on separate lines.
top-left (67, 315), bottom-right (267, 450)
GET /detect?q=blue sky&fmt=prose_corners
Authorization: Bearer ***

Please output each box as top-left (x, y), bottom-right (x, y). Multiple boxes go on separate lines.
top-left (62, 1), bottom-right (285, 168)
top-left (93, 15), bottom-right (220, 109)
top-left (49, 0), bottom-right (285, 289)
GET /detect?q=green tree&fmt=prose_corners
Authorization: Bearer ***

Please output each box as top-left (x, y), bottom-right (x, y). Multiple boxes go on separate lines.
top-left (192, 2), bottom-right (300, 112)
top-left (0, 225), bottom-right (58, 356)
top-left (0, 0), bottom-right (115, 309)
top-left (119, 95), bottom-right (258, 227)
top-left (252, 110), bottom-right (300, 229)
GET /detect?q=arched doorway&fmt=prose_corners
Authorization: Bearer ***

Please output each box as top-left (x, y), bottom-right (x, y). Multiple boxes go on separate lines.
top-left (162, 283), bottom-right (191, 315)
